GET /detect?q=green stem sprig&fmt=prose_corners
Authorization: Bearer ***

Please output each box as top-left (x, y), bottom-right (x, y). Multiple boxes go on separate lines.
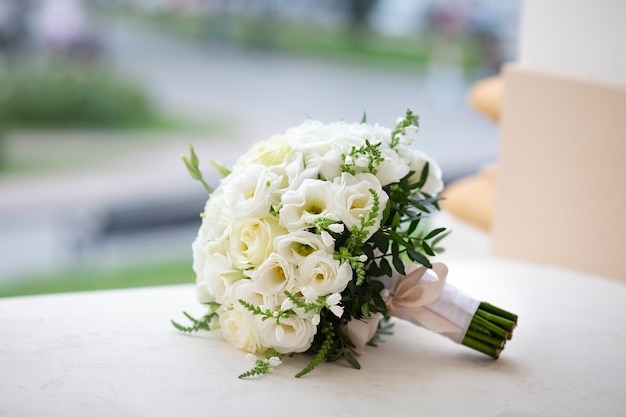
top-left (181, 144), bottom-right (213, 194)
top-left (296, 320), bottom-right (335, 378)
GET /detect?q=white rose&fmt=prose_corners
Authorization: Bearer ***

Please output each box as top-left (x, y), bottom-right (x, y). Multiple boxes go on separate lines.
top-left (274, 230), bottom-right (333, 263)
top-left (228, 215), bottom-right (286, 270)
top-left (218, 304), bottom-right (266, 354)
top-left (279, 178), bottom-right (338, 232)
top-left (224, 164), bottom-right (281, 219)
top-left (258, 315), bottom-right (317, 354)
top-left (235, 134), bottom-right (291, 169)
top-left (297, 253), bottom-right (353, 296)
top-left (403, 148), bottom-right (444, 196)
top-left (333, 172), bottom-right (389, 240)
top-left (250, 253), bottom-right (298, 298)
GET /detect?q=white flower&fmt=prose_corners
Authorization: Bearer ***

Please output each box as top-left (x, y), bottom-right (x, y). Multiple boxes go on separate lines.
top-left (227, 279), bottom-right (265, 310)
top-left (275, 230), bottom-right (333, 263)
top-left (235, 134), bottom-right (291, 169)
top-left (194, 253), bottom-right (242, 304)
top-left (228, 215), bottom-right (286, 270)
top-left (192, 191), bottom-right (232, 254)
top-left (268, 356), bottom-right (282, 367)
top-left (300, 285), bottom-right (318, 301)
top-left (373, 148), bottom-right (410, 186)
top-left (297, 253), bottom-right (352, 296)
top-left (320, 230), bottom-right (335, 247)
top-left (224, 164), bottom-right (281, 219)
top-left (402, 148), bottom-right (444, 196)
top-left (258, 315), bottom-right (317, 354)
top-left (279, 178), bottom-right (338, 231)
top-left (218, 304), bottom-right (265, 354)
top-left (250, 253), bottom-right (297, 297)
top-left (326, 293), bottom-right (344, 318)
top-left (333, 172), bottom-right (389, 240)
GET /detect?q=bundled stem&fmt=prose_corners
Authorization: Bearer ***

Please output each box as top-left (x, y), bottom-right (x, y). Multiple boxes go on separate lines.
top-left (461, 302), bottom-right (518, 359)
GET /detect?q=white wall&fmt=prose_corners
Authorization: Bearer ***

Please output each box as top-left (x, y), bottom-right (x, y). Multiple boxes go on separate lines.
top-left (518, 0), bottom-right (626, 86)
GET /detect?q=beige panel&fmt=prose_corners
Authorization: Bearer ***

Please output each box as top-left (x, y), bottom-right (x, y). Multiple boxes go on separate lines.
top-left (492, 65), bottom-right (626, 282)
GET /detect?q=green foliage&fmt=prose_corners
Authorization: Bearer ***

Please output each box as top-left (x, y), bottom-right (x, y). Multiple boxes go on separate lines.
top-left (0, 62), bottom-right (163, 129)
top-left (171, 310), bottom-right (217, 333)
top-left (238, 351), bottom-right (284, 379)
top-left (341, 140), bottom-right (384, 175)
top-left (295, 320), bottom-right (337, 378)
top-left (390, 109), bottom-right (419, 148)
top-left (182, 144), bottom-right (214, 193)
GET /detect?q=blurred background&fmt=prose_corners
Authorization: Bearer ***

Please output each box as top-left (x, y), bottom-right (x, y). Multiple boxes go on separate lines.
top-left (0, 0), bottom-right (519, 297)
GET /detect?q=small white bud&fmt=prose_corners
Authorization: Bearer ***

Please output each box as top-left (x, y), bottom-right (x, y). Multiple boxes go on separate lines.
top-left (301, 285), bottom-right (318, 301)
top-left (321, 230), bottom-right (335, 247)
top-left (328, 223), bottom-right (345, 233)
top-left (281, 298), bottom-right (294, 311)
top-left (326, 292), bottom-right (341, 305)
top-left (268, 356), bottom-right (282, 367)
top-left (330, 305), bottom-right (344, 318)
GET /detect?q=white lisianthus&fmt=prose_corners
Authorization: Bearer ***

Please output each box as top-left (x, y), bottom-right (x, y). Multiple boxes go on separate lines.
top-left (228, 215), bottom-right (286, 270)
top-left (193, 191), bottom-right (232, 247)
top-left (373, 148), bottom-right (411, 186)
top-left (195, 253), bottom-right (243, 304)
top-left (218, 304), bottom-right (265, 354)
top-left (333, 172), bottom-right (389, 240)
top-left (224, 164), bottom-right (281, 219)
top-left (297, 253), bottom-right (352, 296)
top-left (258, 315), bottom-right (317, 354)
top-left (250, 253), bottom-right (297, 298)
top-left (402, 148), bottom-right (444, 196)
top-left (275, 230), bottom-right (333, 263)
top-left (279, 178), bottom-right (338, 231)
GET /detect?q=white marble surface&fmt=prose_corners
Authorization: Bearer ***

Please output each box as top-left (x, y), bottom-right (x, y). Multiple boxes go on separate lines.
top-left (1, 259), bottom-right (626, 417)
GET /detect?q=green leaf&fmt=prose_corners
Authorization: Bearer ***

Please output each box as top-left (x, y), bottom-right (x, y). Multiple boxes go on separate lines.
top-left (379, 257), bottom-right (393, 277)
top-left (407, 219), bottom-right (421, 236)
top-left (392, 253), bottom-right (406, 275)
top-left (421, 241), bottom-right (435, 256)
top-left (407, 249), bottom-right (432, 268)
top-left (424, 227), bottom-right (446, 240)
top-left (361, 302), bottom-right (370, 317)
top-left (360, 111), bottom-right (367, 124)
top-left (344, 353), bottom-right (361, 370)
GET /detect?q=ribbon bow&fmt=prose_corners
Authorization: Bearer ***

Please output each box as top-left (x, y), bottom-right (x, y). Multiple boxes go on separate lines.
top-left (343, 262), bottom-right (472, 353)
top-left (383, 263), bottom-right (462, 334)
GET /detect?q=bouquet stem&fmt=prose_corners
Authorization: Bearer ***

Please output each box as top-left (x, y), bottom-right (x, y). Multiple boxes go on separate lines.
top-left (461, 302), bottom-right (518, 359)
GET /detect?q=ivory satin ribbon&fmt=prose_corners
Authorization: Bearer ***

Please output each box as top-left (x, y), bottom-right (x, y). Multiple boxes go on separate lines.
top-left (344, 263), bottom-right (480, 353)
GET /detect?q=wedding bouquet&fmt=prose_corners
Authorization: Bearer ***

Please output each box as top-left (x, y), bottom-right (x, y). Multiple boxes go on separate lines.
top-left (173, 110), bottom-right (517, 378)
